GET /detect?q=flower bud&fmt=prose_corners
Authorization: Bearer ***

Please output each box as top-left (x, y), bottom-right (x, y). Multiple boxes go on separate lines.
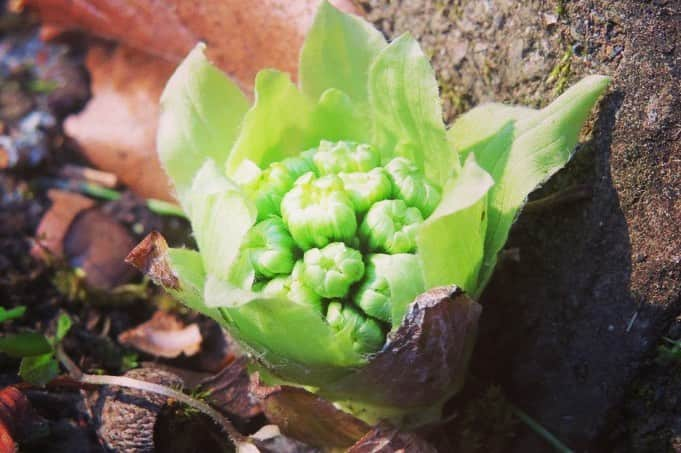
top-left (243, 217), bottom-right (297, 278)
top-left (385, 157), bottom-right (441, 217)
top-left (245, 154), bottom-right (317, 221)
top-left (326, 301), bottom-right (384, 354)
top-left (352, 258), bottom-right (391, 323)
top-left (263, 262), bottom-right (323, 312)
top-left (339, 168), bottom-right (392, 214)
top-left (281, 173), bottom-right (357, 249)
top-left (359, 200), bottom-right (423, 254)
top-left (313, 140), bottom-right (380, 175)
top-left (301, 242), bottom-right (364, 298)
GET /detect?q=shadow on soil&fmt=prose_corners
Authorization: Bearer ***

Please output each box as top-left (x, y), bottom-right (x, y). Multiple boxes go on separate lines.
top-left (469, 90), bottom-right (646, 451)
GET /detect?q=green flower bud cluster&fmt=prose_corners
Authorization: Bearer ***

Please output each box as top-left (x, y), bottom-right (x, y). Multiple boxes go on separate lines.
top-left (241, 140), bottom-right (441, 354)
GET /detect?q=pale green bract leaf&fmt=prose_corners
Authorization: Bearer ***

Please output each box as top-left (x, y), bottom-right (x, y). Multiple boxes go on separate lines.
top-left (447, 75), bottom-right (610, 295)
top-left (366, 253), bottom-right (425, 329)
top-left (369, 34), bottom-right (458, 187)
top-left (188, 161), bottom-right (256, 281)
top-left (225, 70), bottom-right (321, 176)
top-left (316, 88), bottom-right (372, 145)
top-left (300, 0), bottom-right (387, 106)
top-left (166, 248), bottom-right (224, 324)
top-left (448, 104), bottom-right (534, 156)
top-left (166, 249), bottom-right (365, 384)
top-left (157, 43), bottom-right (249, 205)
top-left (416, 155), bottom-right (494, 293)
top-left (220, 297), bottom-right (367, 385)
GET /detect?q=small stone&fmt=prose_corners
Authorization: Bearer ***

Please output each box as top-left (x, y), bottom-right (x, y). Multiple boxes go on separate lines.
top-left (543, 13), bottom-right (558, 26)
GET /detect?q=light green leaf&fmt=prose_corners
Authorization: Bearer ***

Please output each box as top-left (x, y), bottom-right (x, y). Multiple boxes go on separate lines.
top-left (55, 313), bottom-right (72, 343)
top-left (166, 248), bottom-right (224, 325)
top-left (19, 353), bottom-right (59, 386)
top-left (300, 0), bottom-right (386, 106)
top-left (315, 88), bottom-right (372, 144)
top-left (367, 254), bottom-right (425, 329)
top-left (0, 306), bottom-right (26, 323)
top-left (225, 70), bottom-right (321, 176)
top-left (188, 161), bottom-right (256, 281)
top-left (214, 294), bottom-right (367, 386)
top-left (369, 34), bottom-right (458, 187)
top-left (0, 332), bottom-right (53, 357)
top-left (448, 104), bottom-right (533, 155)
top-left (157, 43), bottom-right (249, 203)
top-left (448, 75), bottom-right (610, 295)
top-left (416, 155), bottom-right (494, 292)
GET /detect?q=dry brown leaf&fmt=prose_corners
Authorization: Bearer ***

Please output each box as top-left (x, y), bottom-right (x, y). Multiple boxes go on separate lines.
top-left (251, 375), bottom-right (370, 449)
top-left (32, 189), bottom-right (95, 260)
top-left (0, 386), bottom-right (45, 453)
top-left (198, 357), bottom-right (263, 420)
top-left (65, 44), bottom-right (175, 201)
top-left (15, 0), bottom-right (359, 87)
top-left (118, 311), bottom-right (202, 358)
top-left (348, 422), bottom-right (437, 453)
top-left (322, 287), bottom-right (482, 411)
top-left (14, 0), bottom-right (361, 200)
top-left (33, 189), bottom-right (136, 288)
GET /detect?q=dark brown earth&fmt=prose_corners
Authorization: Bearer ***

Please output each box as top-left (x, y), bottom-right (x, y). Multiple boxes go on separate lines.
top-left (357, 0), bottom-right (680, 451)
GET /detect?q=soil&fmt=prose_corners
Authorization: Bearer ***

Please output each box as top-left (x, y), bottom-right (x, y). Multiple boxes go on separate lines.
top-left (357, 0), bottom-right (680, 451)
top-left (0, 0), bottom-right (678, 452)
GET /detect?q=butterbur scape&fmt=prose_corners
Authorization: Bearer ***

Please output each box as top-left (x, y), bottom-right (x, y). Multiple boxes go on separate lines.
top-left (128, 0), bottom-right (609, 427)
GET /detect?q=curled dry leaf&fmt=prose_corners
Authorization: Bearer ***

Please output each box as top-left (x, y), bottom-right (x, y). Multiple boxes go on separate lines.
top-left (33, 189), bottom-right (136, 288)
top-left (88, 367), bottom-right (185, 453)
top-left (118, 311), bottom-right (202, 359)
top-left (197, 357), bottom-right (262, 420)
top-left (0, 386), bottom-right (44, 453)
top-left (32, 189), bottom-right (94, 260)
top-left (63, 208), bottom-right (137, 289)
top-left (322, 287), bottom-right (482, 412)
top-left (64, 44), bottom-right (176, 201)
top-left (124, 230), bottom-right (179, 289)
top-left (251, 375), bottom-right (370, 449)
top-left (14, 0), bottom-right (360, 201)
top-left (15, 0), bottom-right (359, 86)
top-left (347, 422), bottom-right (437, 453)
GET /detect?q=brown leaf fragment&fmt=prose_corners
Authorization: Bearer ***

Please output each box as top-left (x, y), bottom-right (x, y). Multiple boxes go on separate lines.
top-left (12, 1), bottom-right (361, 200)
top-left (125, 230), bottom-right (179, 289)
top-left (12, 0), bottom-right (196, 64)
top-left (0, 386), bottom-right (46, 453)
top-left (15, 0), bottom-right (360, 87)
top-left (65, 43), bottom-right (175, 201)
top-left (33, 189), bottom-right (138, 289)
top-left (118, 311), bottom-right (202, 358)
top-left (251, 375), bottom-right (370, 449)
top-left (198, 357), bottom-right (262, 420)
top-left (0, 386), bottom-right (28, 453)
top-left (348, 422), bottom-right (437, 453)
top-left (324, 287), bottom-right (482, 411)
top-left (62, 207), bottom-right (136, 289)
top-left (32, 189), bottom-right (95, 260)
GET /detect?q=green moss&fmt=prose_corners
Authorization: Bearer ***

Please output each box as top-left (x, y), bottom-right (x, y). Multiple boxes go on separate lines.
top-left (546, 48), bottom-right (573, 95)
top-left (555, 0), bottom-right (566, 17)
